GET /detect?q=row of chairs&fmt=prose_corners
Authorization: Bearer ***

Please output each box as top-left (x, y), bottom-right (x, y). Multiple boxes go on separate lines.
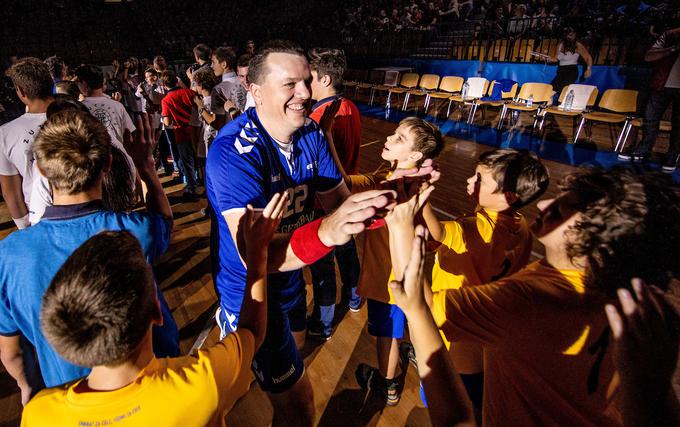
top-left (344, 71), bottom-right (647, 152)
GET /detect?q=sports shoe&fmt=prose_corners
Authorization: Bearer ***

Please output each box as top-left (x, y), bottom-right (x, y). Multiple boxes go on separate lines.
top-left (355, 364), bottom-right (401, 406)
top-left (662, 158), bottom-right (678, 174)
top-left (307, 320), bottom-right (332, 341)
top-left (349, 297), bottom-right (364, 313)
top-left (617, 151), bottom-right (647, 162)
top-left (617, 152), bottom-right (633, 161)
top-left (385, 379), bottom-right (401, 406)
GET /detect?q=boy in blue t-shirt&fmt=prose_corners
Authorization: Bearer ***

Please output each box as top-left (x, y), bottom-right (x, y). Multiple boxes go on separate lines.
top-left (0, 110), bottom-right (177, 401)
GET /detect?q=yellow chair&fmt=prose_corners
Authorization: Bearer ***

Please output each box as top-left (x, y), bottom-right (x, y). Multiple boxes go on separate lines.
top-left (375, 73), bottom-right (420, 109)
top-left (425, 76), bottom-right (464, 116)
top-left (573, 89), bottom-right (638, 151)
top-left (470, 80), bottom-right (518, 125)
top-left (613, 117), bottom-right (671, 154)
top-left (497, 82), bottom-right (553, 129)
top-left (356, 70), bottom-right (385, 104)
top-left (403, 74), bottom-right (440, 111)
top-left (538, 84), bottom-right (598, 138)
top-left (342, 69), bottom-right (367, 97)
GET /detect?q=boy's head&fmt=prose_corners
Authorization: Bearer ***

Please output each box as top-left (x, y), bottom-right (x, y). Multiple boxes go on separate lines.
top-left (470, 149), bottom-right (549, 211)
top-left (381, 117), bottom-right (444, 168)
top-left (193, 67), bottom-right (217, 94)
top-left (41, 231), bottom-right (160, 367)
top-left (144, 67), bottom-right (158, 85)
top-left (74, 64), bottom-right (104, 94)
top-left (531, 167), bottom-right (680, 295)
top-left (193, 43), bottom-right (212, 65)
top-left (237, 54), bottom-right (251, 91)
top-left (33, 110), bottom-right (111, 195)
top-left (54, 81), bottom-right (80, 98)
top-left (160, 69), bottom-right (178, 89)
top-left (153, 55), bottom-right (167, 72)
top-left (44, 55), bottom-right (66, 81)
top-left (211, 46), bottom-right (236, 77)
top-left (308, 47), bottom-right (346, 98)
top-left (7, 57), bottom-right (53, 102)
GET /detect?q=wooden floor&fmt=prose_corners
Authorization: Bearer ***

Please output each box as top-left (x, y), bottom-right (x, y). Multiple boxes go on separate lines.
top-left (0, 113), bottom-right (618, 427)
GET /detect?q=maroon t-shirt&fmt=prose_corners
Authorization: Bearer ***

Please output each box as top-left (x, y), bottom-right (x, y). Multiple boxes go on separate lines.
top-left (162, 88), bottom-right (196, 142)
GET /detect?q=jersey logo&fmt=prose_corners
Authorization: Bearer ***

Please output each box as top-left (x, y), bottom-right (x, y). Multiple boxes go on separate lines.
top-left (235, 122), bottom-right (259, 155)
top-left (225, 310), bottom-right (237, 332)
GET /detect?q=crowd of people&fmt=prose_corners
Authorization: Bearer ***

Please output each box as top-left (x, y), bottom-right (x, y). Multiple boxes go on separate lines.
top-left (0, 22), bottom-right (679, 427)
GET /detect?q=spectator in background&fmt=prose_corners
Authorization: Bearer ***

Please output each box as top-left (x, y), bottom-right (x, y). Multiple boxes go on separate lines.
top-left (548, 27), bottom-right (593, 98)
top-left (237, 54), bottom-right (255, 111)
top-left (245, 40), bottom-right (256, 55)
top-left (192, 67), bottom-right (218, 184)
top-left (619, 26), bottom-right (680, 173)
top-left (44, 56), bottom-right (66, 84)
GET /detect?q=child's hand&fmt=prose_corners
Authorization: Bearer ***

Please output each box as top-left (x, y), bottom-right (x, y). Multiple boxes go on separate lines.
top-left (243, 193), bottom-right (288, 259)
top-left (193, 95), bottom-right (205, 109)
top-left (390, 225), bottom-right (428, 315)
top-left (605, 278), bottom-right (679, 388)
top-left (385, 183), bottom-right (434, 227)
top-left (318, 98), bottom-right (341, 134)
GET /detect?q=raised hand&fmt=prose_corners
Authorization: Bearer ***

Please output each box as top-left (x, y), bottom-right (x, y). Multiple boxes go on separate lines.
top-left (604, 278), bottom-right (679, 387)
top-left (243, 192), bottom-right (288, 259)
top-left (385, 183), bottom-right (434, 228)
top-left (318, 98), bottom-right (341, 135)
top-left (390, 225), bottom-right (428, 315)
top-left (318, 189), bottom-right (397, 246)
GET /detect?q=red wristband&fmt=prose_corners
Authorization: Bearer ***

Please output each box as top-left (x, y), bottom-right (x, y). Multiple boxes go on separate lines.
top-left (290, 218), bottom-right (333, 264)
top-left (367, 218), bottom-right (386, 230)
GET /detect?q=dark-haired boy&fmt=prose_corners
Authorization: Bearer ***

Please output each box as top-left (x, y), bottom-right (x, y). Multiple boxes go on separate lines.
top-left (206, 46), bottom-right (244, 129)
top-left (421, 148), bottom-right (549, 409)
top-left (306, 47), bottom-right (363, 339)
top-left (0, 110), bottom-right (178, 400)
top-left (0, 57), bottom-right (53, 229)
top-left (390, 166), bottom-right (680, 425)
top-left (21, 193), bottom-right (286, 426)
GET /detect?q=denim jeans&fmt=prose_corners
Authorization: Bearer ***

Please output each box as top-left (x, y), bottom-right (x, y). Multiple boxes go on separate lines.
top-left (637, 87), bottom-right (680, 163)
top-left (310, 237), bottom-right (361, 334)
top-left (175, 139), bottom-right (197, 193)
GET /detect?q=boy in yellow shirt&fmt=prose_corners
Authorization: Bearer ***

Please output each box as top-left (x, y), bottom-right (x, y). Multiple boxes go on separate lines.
top-left (421, 148), bottom-right (549, 408)
top-left (21, 193), bottom-right (288, 427)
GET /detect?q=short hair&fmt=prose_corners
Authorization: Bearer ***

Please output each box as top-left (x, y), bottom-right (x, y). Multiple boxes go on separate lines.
top-left (153, 55), bottom-right (166, 70)
top-left (54, 81), bottom-right (80, 98)
top-left (74, 64), bottom-right (104, 90)
top-left (399, 117), bottom-right (444, 164)
top-left (41, 231), bottom-right (157, 367)
top-left (193, 67), bottom-right (217, 92)
top-left (7, 57), bottom-right (53, 100)
top-left (308, 48), bottom-right (346, 90)
top-left (477, 149), bottom-right (549, 208)
top-left (144, 67), bottom-right (158, 77)
top-left (44, 55), bottom-right (65, 80)
top-left (193, 43), bottom-right (212, 62)
top-left (46, 94), bottom-right (90, 117)
top-left (213, 46), bottom-right (236, 70)
top-left (160, 70), bottom-right (178, 88)
top-left (248, 40), bottom-right (306, 85)
top-left (237, 54), bottom-right (251, 68)
top-left (559, 167), bottom-right (680, 295)
top-left (33, 110), bottom-right (111, 194)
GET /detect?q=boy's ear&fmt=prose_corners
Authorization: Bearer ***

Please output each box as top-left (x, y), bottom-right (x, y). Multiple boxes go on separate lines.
top-left (321, 74), bottom-right (332, 88)
top-left (251, 83), bottom-right (263, 106)
top-left (15, 85), bottom-right (27, 101)
top-left (409, 151), bottom-right (424, 162)
top-left (504, 191), bottom-right (520, 207)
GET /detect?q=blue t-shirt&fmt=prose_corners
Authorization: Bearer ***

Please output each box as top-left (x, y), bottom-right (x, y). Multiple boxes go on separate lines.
top-left (206, 108), bottom-right (342, 330)
top-left (0, 201), bottom-right (173, 387)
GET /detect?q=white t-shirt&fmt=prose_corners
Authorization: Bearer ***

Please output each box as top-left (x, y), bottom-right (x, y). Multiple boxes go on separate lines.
top-left (244, 91), bottom-right (256, 111)
top-left (0, 112), bottom-right (47, 204)
top-left (82, 96), bottom-right (136, 145)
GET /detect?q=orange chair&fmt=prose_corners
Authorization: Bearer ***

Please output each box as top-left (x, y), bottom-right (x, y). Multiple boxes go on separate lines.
top-left (370, 73), bottom-right (420, 108)
top-left (404, 74), bottom-right (440, 111)
top-left (469, 80), bottom-right (518, 125)
top-left (497, 82), bottom-right (553, 129)
top-left (424, 76), bottom-right (464, 117)
top-left (538, 84), bottom-right (598, 138)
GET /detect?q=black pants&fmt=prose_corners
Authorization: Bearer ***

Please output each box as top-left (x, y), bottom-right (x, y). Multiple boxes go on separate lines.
top-left (551, 64), bottom-right (579, 100)
top-left (636, 87), bottom-right (680, 163)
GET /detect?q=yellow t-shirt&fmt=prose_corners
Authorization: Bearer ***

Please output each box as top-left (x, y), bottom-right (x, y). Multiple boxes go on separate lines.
top-left (433, 260), bottom-right (621, 426)
top-left (430, 210), bottom-right (532, 372)
top-left (21, 330), bottom-right (255, 427)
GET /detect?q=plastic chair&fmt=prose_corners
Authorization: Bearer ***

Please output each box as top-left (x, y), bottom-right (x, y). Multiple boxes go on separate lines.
top-left (447, 77), bottom-right (489, 122)
top-left (470, 79), bottom-right (518, 125)
top-left (618, 118), bottom-right (672, 153)
top-left (404, 74), bottom-right (440, 111)
top-left (538, 84), bottom-right (598, 137)
top-left (370, 72), bottom-right (419, 107)
top-left (356, 70), bottom-right (385, 103)
top-left (573, 89), bottom-right (638, 151)
top-left (497, 82), bottom-right (553, 129)
top-left (342, 69), bottom-right (368, 97)
top-left (425, 76), bottom-right (464, 117)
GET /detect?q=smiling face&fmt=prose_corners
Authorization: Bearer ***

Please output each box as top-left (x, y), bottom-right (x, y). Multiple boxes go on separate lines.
top-left (531, 191), bottom-right (582, 253)
top-left (251, 52), bottom-right (311, 140)
top-left (144, 72), bottom-right (157, 86)
top-left (466, 165), bottom-right (512, 211)
top-left (381, 123), bottom-right (423, 167)
top-left (237, 65), bottom-right (249, 90)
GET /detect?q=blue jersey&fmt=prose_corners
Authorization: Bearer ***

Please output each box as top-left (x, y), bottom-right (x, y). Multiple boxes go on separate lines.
top-left (206, 108), bottom-right (342, 330)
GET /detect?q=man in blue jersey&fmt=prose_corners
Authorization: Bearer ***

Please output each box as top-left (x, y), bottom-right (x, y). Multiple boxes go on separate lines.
top-left (206, 40), bottom-right (394, 426)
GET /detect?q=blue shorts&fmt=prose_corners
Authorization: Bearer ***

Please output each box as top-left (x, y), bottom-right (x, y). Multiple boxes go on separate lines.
top-left (218, 292), bottom-right (307, 393)
top-left (367, 299), bottom-right (406, 339)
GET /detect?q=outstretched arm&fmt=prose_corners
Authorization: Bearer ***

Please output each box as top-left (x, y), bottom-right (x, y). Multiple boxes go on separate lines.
top-left (389, 225), bottom-right (476, 427)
